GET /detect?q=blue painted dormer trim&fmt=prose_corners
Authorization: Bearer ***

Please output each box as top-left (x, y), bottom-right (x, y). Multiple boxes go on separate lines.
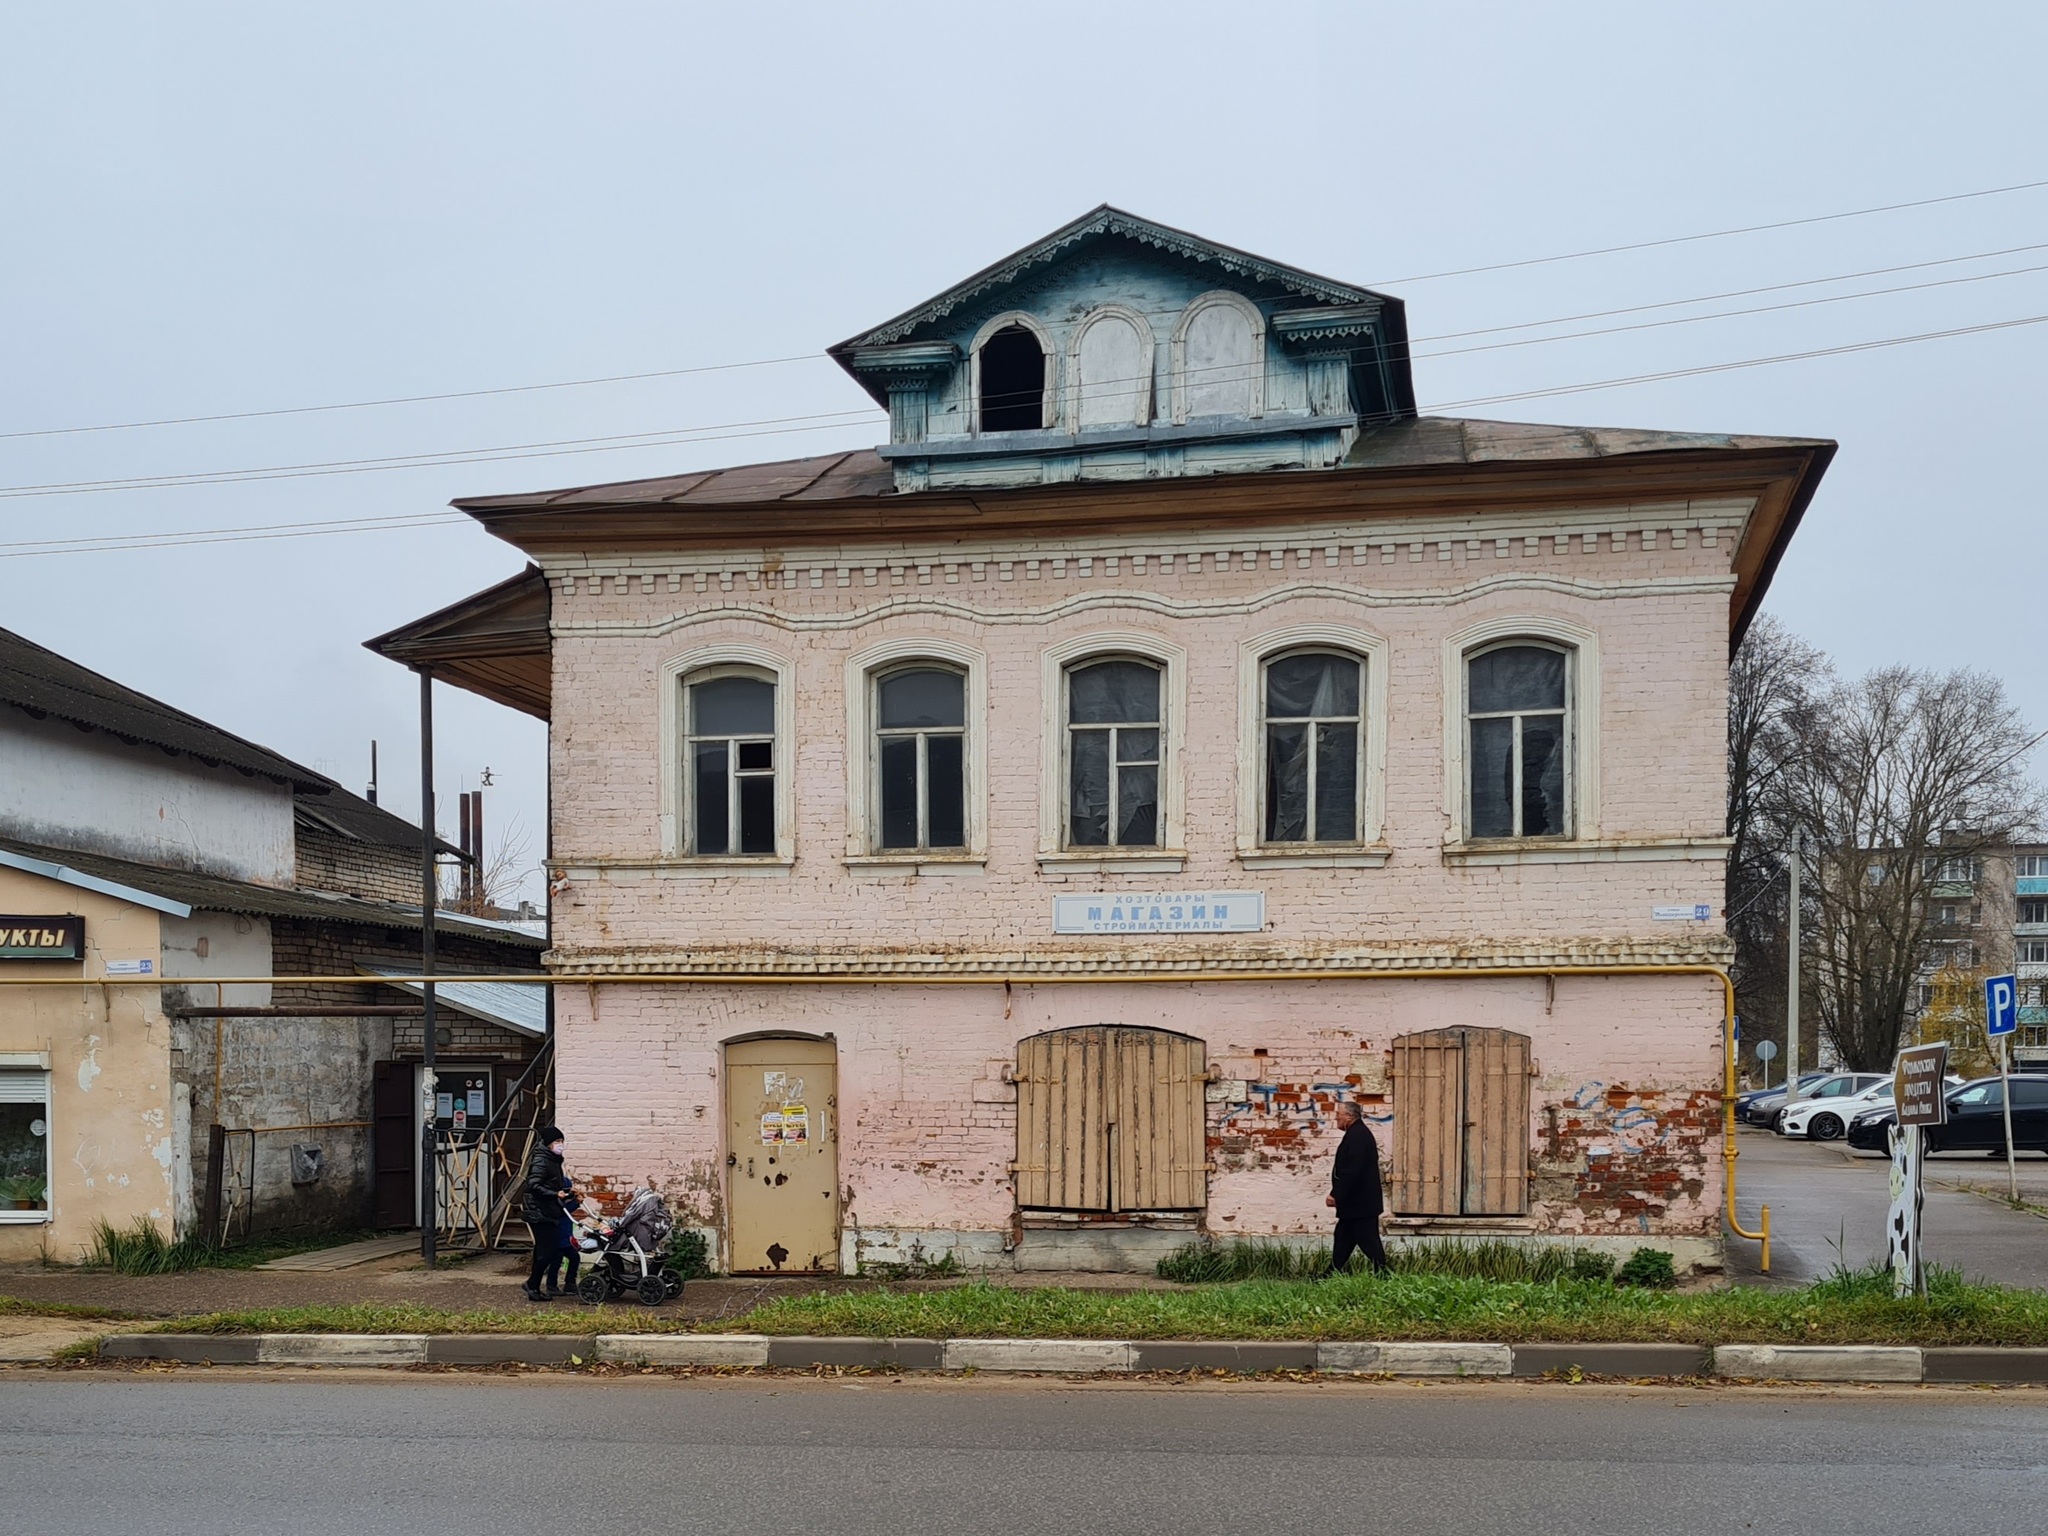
top-left (827, 207), bottom-right (1414, 492)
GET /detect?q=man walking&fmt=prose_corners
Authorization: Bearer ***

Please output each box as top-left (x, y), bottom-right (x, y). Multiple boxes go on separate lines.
top-left (1325, 1101), bottom-right (1389, 1275)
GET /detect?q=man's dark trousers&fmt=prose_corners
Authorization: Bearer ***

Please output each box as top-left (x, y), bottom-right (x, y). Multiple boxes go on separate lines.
top-left (1331, 1214), bottom-right (1387, 1275)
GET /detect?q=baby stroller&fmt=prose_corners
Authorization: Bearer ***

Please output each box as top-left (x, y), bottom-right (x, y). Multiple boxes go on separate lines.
top-left (575, 1187), bottom-right (684, 1307)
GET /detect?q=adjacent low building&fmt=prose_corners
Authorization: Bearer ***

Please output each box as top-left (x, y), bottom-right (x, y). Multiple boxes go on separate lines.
top-left (373, 207), bottom-right (1833, 1274)
top-left (0, 626), bottom-right (543, 1258)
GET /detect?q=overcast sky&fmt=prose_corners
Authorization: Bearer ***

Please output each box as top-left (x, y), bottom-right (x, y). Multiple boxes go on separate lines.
top-left (3, 3), bottom-right (2044, 905)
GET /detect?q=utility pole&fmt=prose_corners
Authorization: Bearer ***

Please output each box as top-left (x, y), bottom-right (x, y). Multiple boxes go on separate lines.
top-left (1784, 832), bottom-right (1803, 1113)
top-left (418, 670), bottom-right (438, 1268)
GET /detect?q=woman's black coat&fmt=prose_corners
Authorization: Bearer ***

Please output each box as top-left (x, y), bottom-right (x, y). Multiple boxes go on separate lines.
top-left (521, 1144), bottom-right (566, 1225)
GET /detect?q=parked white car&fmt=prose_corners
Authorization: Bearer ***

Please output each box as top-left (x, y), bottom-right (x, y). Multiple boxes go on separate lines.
top-left (1779, 1078), bottom-right (1892, 1140)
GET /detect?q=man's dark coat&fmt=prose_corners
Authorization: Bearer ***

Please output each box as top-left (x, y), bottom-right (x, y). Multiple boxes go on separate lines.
top-left (1330, 1118), bottom-right (1384, 1218)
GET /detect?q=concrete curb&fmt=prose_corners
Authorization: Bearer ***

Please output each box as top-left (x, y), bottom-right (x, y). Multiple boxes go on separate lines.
top-left (83, 1334), bottom-right (2048, 1383)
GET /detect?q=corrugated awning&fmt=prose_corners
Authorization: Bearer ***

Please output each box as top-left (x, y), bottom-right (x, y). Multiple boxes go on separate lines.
top-left (359, 964), bottom-right (546, 1038)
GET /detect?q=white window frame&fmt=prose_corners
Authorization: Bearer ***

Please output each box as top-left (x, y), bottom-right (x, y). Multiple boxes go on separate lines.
top-left (968, 310), bottom-right (1057, 435)
top-left (1235, 624), bottom-right (1389, 868)
top-left (658, 644), bottom-right (796, 867)
top-left (843, 637), bottom-right (987, 869)
top-left (1038, 631), bottom-right (1186, 872)
top-left (1063, 304), bottom-right (1156, 431)
top-left (1442, 615), bottom-right (1600, 852)
top-left (0, 1061), bottom-right (52, 1226)
top-left (1170, 290), bottom-right (1266, 424)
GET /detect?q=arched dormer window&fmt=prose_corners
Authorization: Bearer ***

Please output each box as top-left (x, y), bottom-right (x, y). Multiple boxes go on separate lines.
top-left (975, 317), bottom-right (1051, 433)
top-left (1067, 305), bottom-right (1154, 430)
top-left (1172, 291), bottom-right (1265, 423)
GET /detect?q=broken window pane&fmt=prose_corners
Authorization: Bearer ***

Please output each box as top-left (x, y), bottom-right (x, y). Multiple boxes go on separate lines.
top-left (1116, 763), bottom-right (1160, 846)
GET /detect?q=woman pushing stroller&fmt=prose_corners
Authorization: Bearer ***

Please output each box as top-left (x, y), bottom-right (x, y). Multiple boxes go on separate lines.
top-left (519, 1125), bottom-right (573, 1303)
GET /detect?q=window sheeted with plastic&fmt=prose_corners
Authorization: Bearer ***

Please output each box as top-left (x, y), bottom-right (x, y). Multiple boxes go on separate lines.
top-left (1263, 651), bottom-right (1362, 843)
top-left (1066, 659), bottom-right (1161, 848)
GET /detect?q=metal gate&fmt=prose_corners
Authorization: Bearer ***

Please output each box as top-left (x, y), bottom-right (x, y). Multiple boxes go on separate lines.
top-left (1014, 1026), bottom-right (1207, 1211)
top-left (1389, 1027), bottom-right (1531, 1216)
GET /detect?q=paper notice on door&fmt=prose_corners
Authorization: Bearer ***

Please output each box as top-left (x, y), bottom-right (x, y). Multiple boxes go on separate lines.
top-left (759, 1110), bottom-right (784, 1144)
top-left (779, 1104), bottom-right (809, 1144)
top-left (466, 1090), bottom-right (486, 1117)
top-left (436, 1092), bottom-right (454, 1119)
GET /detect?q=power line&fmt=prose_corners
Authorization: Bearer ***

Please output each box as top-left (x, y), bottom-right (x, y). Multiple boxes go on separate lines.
top-left (0, 354), bottom-right (819, 442)
top-left (12, 307), bottom-right (2048, 560)
top-left (1368, 175), bottom-right (2048, 285)
top-left (1426, 311), bottom-right (2048, 411)
top-left (8, 179), bottom-right (2045, 443)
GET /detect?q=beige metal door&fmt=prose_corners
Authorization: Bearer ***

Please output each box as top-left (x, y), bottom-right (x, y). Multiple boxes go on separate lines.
top-left (1015, 1026), bottom-right (1206, 1211)
top-left (1389, 1027), bottom-right (1531, 1216)
top-left (725, 1037), bottom-right (839, 1273)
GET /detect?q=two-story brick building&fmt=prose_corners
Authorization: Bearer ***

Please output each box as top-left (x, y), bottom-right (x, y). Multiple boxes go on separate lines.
top-left (373, 207), bottom-right (1832, 1275)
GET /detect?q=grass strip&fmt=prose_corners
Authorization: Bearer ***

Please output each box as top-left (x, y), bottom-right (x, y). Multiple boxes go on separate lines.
top-left (144, 1265), bottom-right (2048, 1347)
top-left (0, 1295), bottom-right (143, 1322)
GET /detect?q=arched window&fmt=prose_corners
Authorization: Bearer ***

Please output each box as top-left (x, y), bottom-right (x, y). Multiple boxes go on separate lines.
top-left (1069, 307), bottom-right (1153, 429)
top-left (978, 323), bottom-right (1048, 432)
top-left (1066, 658), bottom-right (1161, 848)
top-left (874, 665), bottom-right (967, 852)
top-left (685, 669), bottom-right (778, 855)
top-left (1262, 650), bottom-right (1363, 844)
top-left (1464, 643), bottom-right (1572, 839)
top-left (1173, 292), bottom-right (1265, 422)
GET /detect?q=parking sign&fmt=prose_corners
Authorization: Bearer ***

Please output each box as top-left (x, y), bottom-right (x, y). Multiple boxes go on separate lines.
top-left (1986, 973), bottom-right (2019, 1039)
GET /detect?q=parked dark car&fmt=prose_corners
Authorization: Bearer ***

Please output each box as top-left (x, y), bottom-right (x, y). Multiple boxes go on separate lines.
top-left (1846, 1074), bottom-right (2048, 1154)
top-left (1737, 1072), bottom-right (1831, 1125)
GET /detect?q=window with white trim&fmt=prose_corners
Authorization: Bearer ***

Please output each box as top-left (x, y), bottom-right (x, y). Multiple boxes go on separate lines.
top-left (1465, 641), bottom-right (1573, 840)
top-left (1261, 650), bottom-right (1363, 844)
top-left (684, 669), bottom-right (778, 856)
top-left (0, 1071), bottom-right (50, 1220)
top-left (2018, 855), bottom-right (2048, 879)
top-left (1066, 657), bottom-right (1161, 849)
top-left (873, 665), bottom-right (967, 852)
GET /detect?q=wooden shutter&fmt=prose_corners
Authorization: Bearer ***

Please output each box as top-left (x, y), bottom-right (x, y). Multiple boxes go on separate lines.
top-left (1463, 1028), bottom-right (1531, 1215)
top-left (1015, 1026), bottom-right (1206, 1212)
top-left (1390, 1027), bottom-right (1530, 1217)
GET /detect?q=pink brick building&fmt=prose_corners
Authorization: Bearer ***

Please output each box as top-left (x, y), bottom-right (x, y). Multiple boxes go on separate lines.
top-left (375, 209), bottom-right (1832, 1275)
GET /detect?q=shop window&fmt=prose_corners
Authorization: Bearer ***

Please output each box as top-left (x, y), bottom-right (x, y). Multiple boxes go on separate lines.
top-left (1465, 641), bottom-right (1573, 840)
top-left (685, 669), bottom-right (778, 856)
top-left (0, 1071), bottom-right (50, 1221)
top-left (873, 665), bottom-right (967, 852)
top-left (1065, 658), bottom-right (1162, 849)
top-left (1261, 649), bottom-right (1364, 844)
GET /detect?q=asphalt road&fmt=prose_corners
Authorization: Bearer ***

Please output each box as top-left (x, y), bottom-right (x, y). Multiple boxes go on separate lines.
top-left (6, 1372), bottom-right (2048, 1535)
top-left (1727, 1123), bottom-right (2048, 1285)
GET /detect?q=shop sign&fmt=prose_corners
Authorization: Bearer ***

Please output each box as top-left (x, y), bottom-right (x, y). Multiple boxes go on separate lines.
top-left (1052, 891), bottom-right (1265, 934)
top-left (0, 916), bottom-right (84, 961)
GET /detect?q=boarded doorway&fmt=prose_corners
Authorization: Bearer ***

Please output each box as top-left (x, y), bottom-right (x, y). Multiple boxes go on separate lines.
top-left (1389, 1027), bottom-right (1532, 1216)
top-left (1014, 1026), bottom-right (1207, 1212)
top-left (725, 1036), bottom-right (839, 1274)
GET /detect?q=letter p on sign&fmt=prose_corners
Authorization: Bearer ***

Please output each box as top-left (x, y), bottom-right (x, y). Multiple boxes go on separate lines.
top-left (1986, 974), bottom-right (2019, 1039)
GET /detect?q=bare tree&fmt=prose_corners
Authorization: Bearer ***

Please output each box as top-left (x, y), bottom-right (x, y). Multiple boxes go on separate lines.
top-left (1787, 667), bottom-right (2044, 1070)
top-left (1725, 616), bottom-right (1829, 1071)
top-left (444, 815), bottom-right (538, 918)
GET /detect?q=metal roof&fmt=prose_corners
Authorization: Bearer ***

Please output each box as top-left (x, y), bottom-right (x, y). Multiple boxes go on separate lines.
top-left (0, 624), bottom-right (328, 791)
top-left (0, 834), bottom-right (543, 950)
top-left (359, 963), bottom-right (546, 1038)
